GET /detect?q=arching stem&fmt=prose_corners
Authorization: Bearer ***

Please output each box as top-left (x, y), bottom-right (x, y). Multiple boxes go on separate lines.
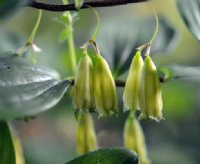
top-left (28, 9), bottom-right (42, 44)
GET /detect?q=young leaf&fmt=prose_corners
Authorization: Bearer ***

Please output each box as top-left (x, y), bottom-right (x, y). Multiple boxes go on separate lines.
top-left (58, 29), bottom-right (70, 43)
top-left (75, 0), bottom-right (84, 9)
top-left (159, 66), bottom-right (175, 82)
top-left (0, 54), bottom-right (70, 120)
top-left (66, 148), bottom-right (139, 164)
top-left (0, 122), bottom-right (16, 164)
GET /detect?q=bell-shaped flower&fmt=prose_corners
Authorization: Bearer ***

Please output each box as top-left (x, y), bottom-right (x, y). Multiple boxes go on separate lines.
top-left (123, 51), bottom-right (144, 112)
top-left (139, 55), bottom-right (163, 122)
top-left (94, 55), bottom-right (118, 117)
top-left (73, 51), bottom-right (95, 112)
top-left (124, 112), bottom-right (150, 164)
top-left (77, 112), bottom-right (97, 155)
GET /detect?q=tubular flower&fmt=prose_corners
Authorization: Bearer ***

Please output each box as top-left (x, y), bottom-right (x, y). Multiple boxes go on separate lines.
top-left (73, 51), bottom-right (95, 112)
top-left (94, 55), bottom-right (118, 117)
top-left (124, 112), bottom-right (150, 164)
top-left (139, 55), bottom-right (163, 122)
top-left (123, 51), bottom-right (144, 112)
top-left (76, 112), bottom-right (97, 155)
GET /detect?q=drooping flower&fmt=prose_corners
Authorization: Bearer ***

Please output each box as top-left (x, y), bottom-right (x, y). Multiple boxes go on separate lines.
top-left (123, 51), bottom-right (144, 112)
top-left (124, 112), bottom-right (150, 164)
top-left (94, 54), bottom-right (118, 117)
top-left (139, 55), bottom-right (163, 122)
top-left (76, 112), bottom-right (97, 155)
top-left (73, 51), bottom-right (95, 112)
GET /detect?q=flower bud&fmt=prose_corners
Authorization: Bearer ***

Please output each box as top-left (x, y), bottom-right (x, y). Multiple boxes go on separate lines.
top-left (77, 112), bottom-right (97, 155)
top-left (123, 51), bottom-right (144, 112)
top-left (75, 0), bottom-right (84, 9)
top-left (139, 55), bottom-right (163, 122)
top-left (124, 112), bottom-right (150, 164)
top-left (94, 55), bottom-right (118, 117)
top-left (73, 51), bottom-right (95, 112)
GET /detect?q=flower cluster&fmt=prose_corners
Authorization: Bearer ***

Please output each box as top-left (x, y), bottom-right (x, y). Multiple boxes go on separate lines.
top-left (73, 39), bottom-right (163, 162)
top-left (124, 50), bottom-right (163, 122)
top-left (74, 42), bottom-right (118, 154)
top-left (123, 47), bottom-right (163, 164)
top-left (73, 46), bottom-right (118, 118)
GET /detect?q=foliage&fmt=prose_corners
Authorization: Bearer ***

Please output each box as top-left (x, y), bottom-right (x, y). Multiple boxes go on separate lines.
top-left (0, 0), bottom-right (200, 163)
top-left (0, 53), bottom-right (70, 120)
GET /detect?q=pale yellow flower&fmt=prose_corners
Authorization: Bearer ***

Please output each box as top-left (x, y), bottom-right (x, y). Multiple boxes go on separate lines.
top-left (77, 112), bottom-right (97, 155)
top-left (124, 112), bottom-right (150, 164)
top-left (94, 55), bottom-right (118, 117)
top-left (139, 55), bottom-right (163, 122)
top-left (123, 51), bottom-right (144, 112)
top-left (73, 51), bottom-right (95, 111)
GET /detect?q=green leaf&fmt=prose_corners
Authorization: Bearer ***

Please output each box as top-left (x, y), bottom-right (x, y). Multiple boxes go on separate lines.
top-left (66, 148), bottom-right (139, 164)
top-left (177, 0), bottom-right (200, 41)
top-left (0, 54), bottom-right (70, 120)
top-left (0, 0), bottom-right (26, 19)
top-left (58, 28), bottom-right (70, 43)
top-left (0, 122), bottom-right (16, 164)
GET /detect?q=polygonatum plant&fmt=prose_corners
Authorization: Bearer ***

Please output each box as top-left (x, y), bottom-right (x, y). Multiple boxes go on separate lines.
top-left (1, 0), bottom-right (199, 163)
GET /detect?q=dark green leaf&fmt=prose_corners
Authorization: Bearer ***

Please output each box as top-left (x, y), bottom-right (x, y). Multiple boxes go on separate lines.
top-left (177, 0), bottom-right (200, 41)
top-left (0, 54), bottom-right (70, 120)
top-left (97, 17), bottom-right (180, 77)
top-left (0, 122), bottom-right (16, 164)
top-left (66, 148), bottom-right (139, 164)
top-left (0, 0), bottom-right (26, 19)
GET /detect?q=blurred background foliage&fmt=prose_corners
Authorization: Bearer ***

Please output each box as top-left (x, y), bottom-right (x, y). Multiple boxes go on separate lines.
top-left (1, 0), bottom-right (200, 163)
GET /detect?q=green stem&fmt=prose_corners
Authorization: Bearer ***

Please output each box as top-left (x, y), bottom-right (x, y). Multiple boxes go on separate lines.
top-left (68, 23), bottom-right (77, 74)
top-left (136, 3), bottom-right (159, 55)
top-left (148, 3), bottom-right (159, 45)
top-left (28, 9), bottom-right (42, 43)
top-left (90, 7), bottom-right (101, 42)
top-left (62, 0), bottom-right (77, 74)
